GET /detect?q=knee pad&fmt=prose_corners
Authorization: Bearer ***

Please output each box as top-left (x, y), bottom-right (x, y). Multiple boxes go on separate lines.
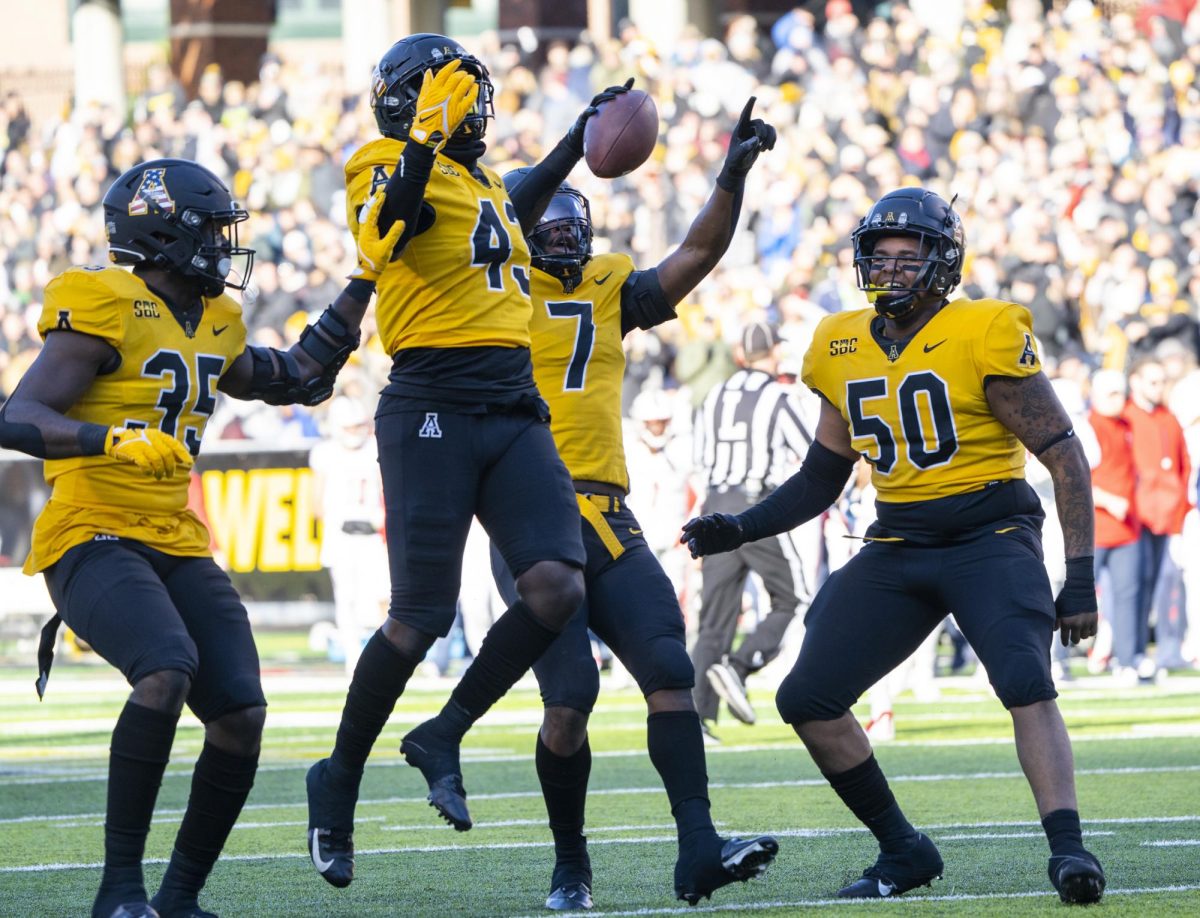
top-left (987, 650), bottom-right (1057, 709)
top-left (628, 638), bottom-right (694, 696)
top-left (775, 667), bottom-right (848, 725)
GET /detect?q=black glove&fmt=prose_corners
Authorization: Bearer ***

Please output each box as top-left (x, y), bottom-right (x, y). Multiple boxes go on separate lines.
top-left (1054, 556), bottom-right (1097, 618)
top-left (717, 96), bottom-right (776, 191)
top-left (1054, 556), bottom-right (1098, 646)
top-left (680, 512), bottom-right (746, 558)
top-left (564, 78), bottom-right (636, 154)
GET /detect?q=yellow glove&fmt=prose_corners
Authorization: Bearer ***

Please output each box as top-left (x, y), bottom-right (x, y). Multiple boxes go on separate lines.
top-left (351, 194), bottom-right (406, 281)
top-left (104, 427), bottom-right (194, 480)
top-left (409, 59), bottom-right (480, 153)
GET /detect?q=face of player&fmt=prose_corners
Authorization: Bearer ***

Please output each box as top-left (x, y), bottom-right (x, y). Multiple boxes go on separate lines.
top-left (866, 235), bottom-right (930, 291)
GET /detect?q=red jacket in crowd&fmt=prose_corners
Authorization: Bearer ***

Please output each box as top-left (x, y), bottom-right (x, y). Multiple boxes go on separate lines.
top-left (1123, 400), bottom-right (1193, 535)
top-left (1089, 410), bottom-right (1140, 548)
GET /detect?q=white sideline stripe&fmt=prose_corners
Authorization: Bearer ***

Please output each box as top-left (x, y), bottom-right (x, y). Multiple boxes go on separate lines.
top-left (4, 765), bottom-right (1199, 827)
top-left (1142, 839), bottom-right (1200, 847)
top-left (938, 831), bottom-right (1116, 841)
top-left (381, 820), bottom-right (677, 834)
top-left (4, 730), bottom-right (1200, 786)
top-left (0, 823), bottom-right (1194, 873)
top-left (512, 885), bottom-right (1200, 916)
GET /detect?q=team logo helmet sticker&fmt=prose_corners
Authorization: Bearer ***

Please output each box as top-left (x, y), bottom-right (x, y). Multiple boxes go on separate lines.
top-left (128, 167), bottom-right (175, 216)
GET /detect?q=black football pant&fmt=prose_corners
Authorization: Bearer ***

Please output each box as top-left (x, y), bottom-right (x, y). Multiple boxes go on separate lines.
top-left (690, 531), bottom-right (806, 722)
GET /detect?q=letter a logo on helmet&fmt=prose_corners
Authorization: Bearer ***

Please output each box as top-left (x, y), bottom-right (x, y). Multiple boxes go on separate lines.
top-left (128, 168), bottom-right (175, 216)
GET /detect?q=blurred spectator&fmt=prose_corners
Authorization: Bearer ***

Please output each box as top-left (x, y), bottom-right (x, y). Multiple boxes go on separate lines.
top-left (1088, 369), bottom-right (1143, 680)
top-left (1126, 357), bottom-right (1193, 676)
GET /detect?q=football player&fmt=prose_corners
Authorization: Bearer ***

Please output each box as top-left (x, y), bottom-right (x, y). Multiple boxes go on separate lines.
top-left (491, 95), bottom-right (779, 911)
top-left (682, 188), bottom-right (1107, 905)
top-left (0, 157), bottom-right (397, 918)
top-left (305, 33), bottom-right (642, 889)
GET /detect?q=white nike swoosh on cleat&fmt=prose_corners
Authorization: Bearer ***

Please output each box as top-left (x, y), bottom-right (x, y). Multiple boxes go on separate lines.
top-left (878, 880), bottom-right (896, 896)
top-left (310, 829), bottom-right (336, 873)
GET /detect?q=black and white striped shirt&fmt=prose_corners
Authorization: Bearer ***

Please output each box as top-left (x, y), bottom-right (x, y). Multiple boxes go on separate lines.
top-left (695, 368), bottom-right (813, 498)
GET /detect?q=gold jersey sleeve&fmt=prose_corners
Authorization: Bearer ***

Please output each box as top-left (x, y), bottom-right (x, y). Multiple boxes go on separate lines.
top-left (344, 138), bottom-right (533, 355)
top-left (529, 253), bottom-right (637, 490)
top-left (24, 266), bottom-right (247, 573)
top-left (801, 298), bottom-right (1041, 503)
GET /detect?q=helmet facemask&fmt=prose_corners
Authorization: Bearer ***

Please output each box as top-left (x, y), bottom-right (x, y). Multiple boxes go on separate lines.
top-left (851, 189), bottom-right (964, 320)
top-left (854, 231), bottom-right (952, 320)
top-left (133, 202), bottom-right (254, 298)
top-left (529, 188), bottom-right (593, 287)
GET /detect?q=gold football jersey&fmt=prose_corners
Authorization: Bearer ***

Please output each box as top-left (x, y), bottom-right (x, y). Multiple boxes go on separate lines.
top-left (529, 253), bottom-right (636, 490)
top-left (802, 298), bottom-right (1042, 503)
top-left (344, 138), bottom-right (533, 355)
top-left (24, 266), bottom-right (246, 573)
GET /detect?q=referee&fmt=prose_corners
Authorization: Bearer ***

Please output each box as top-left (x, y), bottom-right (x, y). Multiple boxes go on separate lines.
top-left (690, 322), bottom-right (812, 736)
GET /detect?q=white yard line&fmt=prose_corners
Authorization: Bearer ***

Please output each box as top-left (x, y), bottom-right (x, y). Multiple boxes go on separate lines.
top-left (0, 818), bottom-right (1196, 871)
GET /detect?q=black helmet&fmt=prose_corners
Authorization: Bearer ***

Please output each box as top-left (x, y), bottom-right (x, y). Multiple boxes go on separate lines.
top-left (102, 159), bottom-right (254, 298)
top-left (851, 188), bottom-right (964, 319)
top-left (371, 34), bottom-right (494, 142)
top-left (503, 168), bottom-right (592, 286)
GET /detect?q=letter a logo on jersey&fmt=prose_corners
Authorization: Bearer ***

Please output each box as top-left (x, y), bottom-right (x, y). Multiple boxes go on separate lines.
top-left (128, 168), bottom-right (175, 216)
top-left (1018, 333), bottom-right (1038, 368)
top-left (419, 412), bottom-right (443, 439)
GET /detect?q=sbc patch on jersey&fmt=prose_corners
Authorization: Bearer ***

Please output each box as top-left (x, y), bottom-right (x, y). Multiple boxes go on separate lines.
top-left (128, 167), bottom-right (175, 216)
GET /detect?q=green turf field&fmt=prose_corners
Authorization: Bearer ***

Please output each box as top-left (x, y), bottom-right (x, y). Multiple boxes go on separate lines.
top-left (1, 649), bottom-right (1198, 917)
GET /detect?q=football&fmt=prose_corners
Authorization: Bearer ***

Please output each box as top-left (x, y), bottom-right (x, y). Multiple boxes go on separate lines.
top-left (584, 89), bottom-right (659, 178)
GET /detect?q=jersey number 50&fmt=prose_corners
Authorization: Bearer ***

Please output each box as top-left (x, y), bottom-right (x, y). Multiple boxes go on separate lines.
top-left (846, 371), bottom-right (959, 473)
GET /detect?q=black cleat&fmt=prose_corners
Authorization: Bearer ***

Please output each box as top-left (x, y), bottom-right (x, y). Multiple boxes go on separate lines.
top-left (1049, 852), bottom-right (1106, 904)
top-left (400, 718), bottom-right (473, 830)
top-left (150, 909), bottom-right (216, 918)
top-left (306, 758), bottom-right (356, 888)
top-left (545, 881), bottom-right (593, 911)
top-left (675, 834), bottom-right (779, 906)
top-left (837, 832), bottom-right (943, 898)
top-left (706, 660), bottom-right (757, 725)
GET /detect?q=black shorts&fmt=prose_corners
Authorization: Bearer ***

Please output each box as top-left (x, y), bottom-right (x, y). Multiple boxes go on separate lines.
top-left (776, 524), bottom-right (1057, 723)
top-left (376, 400), bottom-right (585, 637)
top-left (493, 495), bottom-right (692, 712)
top-left (43, 537), bottom-right (266, 723)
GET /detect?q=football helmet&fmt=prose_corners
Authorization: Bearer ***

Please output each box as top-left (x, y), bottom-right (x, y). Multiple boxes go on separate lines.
top-left (371, 34), bottom-right (494, 143)
top-left (102, 159), bottom-right (254, 298)
top-left (503, 169), bottom-right (593, 284)
top-left (851, 188), bottom-right (963, 320)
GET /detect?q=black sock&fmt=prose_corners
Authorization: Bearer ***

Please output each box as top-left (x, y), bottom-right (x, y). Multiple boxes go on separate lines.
top-left (826, 755), bottom-right (916, 854)
top-left (444, 601), bottom-right (560, 733)
top-left (93, 701), bottom-right (179, 918)
top-left (151, 742), bottom-right (259, 913)
top-left (329, 630), bottom-right (421, 778)
top-left (536, 732), bottom-right (592, 882)
top-left (1042, 808), bottom-right (1088, 857)
top-left (647, 711), bottom-right (714, 843)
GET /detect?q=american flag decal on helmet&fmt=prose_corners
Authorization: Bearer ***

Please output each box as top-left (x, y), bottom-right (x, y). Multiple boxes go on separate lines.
top-left (128, 167), bottom-right (174, 216)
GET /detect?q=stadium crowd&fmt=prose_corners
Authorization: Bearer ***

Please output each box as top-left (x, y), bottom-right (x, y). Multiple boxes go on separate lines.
top-left (1, 0), bottom-right (1198, 674)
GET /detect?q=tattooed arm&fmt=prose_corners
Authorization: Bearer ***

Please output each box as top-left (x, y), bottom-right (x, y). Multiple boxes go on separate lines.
top-left (987, 372), bottom-right (1097, 643)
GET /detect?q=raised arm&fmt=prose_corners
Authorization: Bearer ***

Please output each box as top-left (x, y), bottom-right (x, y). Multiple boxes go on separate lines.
top-left (377, 60), bottom-right (479, 243)
top-left (220, 196), bottom-right (403, 406)
top-left (655, 98), bottom-right (775, 308)
top-left (986, 372), bottom-right (1098, 645)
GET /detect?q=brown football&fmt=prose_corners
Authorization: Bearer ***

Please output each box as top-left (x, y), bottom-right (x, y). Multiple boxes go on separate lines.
top-left (584, 89), bottom-right (659, 178)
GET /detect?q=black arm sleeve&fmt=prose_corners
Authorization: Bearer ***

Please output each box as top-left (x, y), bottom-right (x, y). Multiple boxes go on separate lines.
top-left (380, 142), bottom-right (437, 247)
top-left (508, 138), bottom-right (583, 234)
top-left (737, 441), bottom-right (856, 542)
top-left (619, 269), bottom-right (675, 336)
